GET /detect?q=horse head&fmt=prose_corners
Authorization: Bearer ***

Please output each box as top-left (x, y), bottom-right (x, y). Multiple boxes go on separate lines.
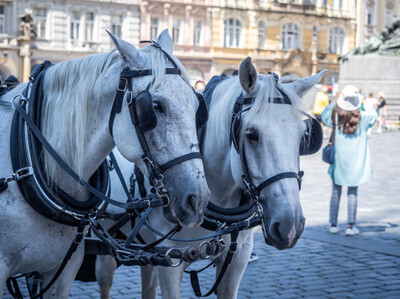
top-left (105, 31), bottom-right (210, 227)
top-left (203, 57), bottom-right (325, 250)
top-left (231, 57), bottom-right (325, 249)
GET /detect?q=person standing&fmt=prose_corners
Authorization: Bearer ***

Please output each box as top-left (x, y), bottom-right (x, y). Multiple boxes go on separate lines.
top-left (376, 92), bottom-right (387, 133)
top-left (364, 92), bottom-right (378, 135)
top-left (312, 85), bottom-right (330, 137)
top-left (322, 85), bottom-right (378, 236)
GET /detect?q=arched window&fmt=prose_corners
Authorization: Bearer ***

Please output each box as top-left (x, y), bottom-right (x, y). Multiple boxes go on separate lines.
top-left (282, 23), bottom-right (300, 50)
top-left (328, 27), bottom-right (345, 54)
top-left (258, 21), bottom-right (266, 49)
top-left (224, 18), bottom-right (241, 48)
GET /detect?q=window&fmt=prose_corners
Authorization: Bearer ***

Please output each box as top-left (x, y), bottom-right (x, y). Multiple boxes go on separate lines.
top-left (0, 6), bottom-right (4, 33)
top-left (150, 17), bottom-right (159, 41)
top-left (282, 23), bottom-right (300, 50)
top-left (111, 15), bottom-right (123, 37)
top-left (258, 21), bottom-right (266, 49)
top-left (172, 19), bottom-right (181, 44)
top-left (366, 7), bottom-right (374, 25)
top-left (313, 25), bottom-right (318, 51)
top-left (224, 18), bottom-right (241, 48)
top-left (34, 8), bottom-right (47, 38)
top-left (194, 20), bottom-right (202, 46)
top-left (71, 11), bottom-right (81, 40)
top-left (328, 27), bottom-right (345, 54)
top-left (85, 12), bottom-right (94, 41)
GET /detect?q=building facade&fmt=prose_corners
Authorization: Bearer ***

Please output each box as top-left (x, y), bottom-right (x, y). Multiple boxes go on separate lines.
top-left (1, 0), bottom-right (358, 87)
top-left (356, 0), bottom-right (400, 46)
top-left (0, 0), bottom-right (140, 82)
top-left (140, 0), bottom-right (212, 85)
top-left (209, 0), bottom-right (357, 87)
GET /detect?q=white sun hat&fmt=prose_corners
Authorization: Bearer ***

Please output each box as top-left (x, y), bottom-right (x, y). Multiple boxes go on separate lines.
top-left (337, 85), bottom-right (362, 111)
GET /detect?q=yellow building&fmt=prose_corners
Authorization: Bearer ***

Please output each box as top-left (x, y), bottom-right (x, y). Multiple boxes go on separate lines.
top-left (209, 0), bottom-right (357, 87)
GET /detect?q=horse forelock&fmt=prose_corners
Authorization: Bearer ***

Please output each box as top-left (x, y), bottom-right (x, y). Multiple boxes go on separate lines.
top-left (41, 51), bottom-right (120, 181)
top-left (142, 46), bottom-right (191, 93)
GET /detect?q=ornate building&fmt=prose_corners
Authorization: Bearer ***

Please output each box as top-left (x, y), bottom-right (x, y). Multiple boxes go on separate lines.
top-left (140, 0), bottom-right (212, 85)
top-left (356, 0), bottom-right (400, 46)
top-left (209, 0), bottom-right (357, 86)
top-left (0, 0), bottom-right (140, 81)
top-left (1, 0), bottom-right (358, 87)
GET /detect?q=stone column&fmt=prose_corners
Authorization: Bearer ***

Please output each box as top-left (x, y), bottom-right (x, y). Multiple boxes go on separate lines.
top-left (19, 40), bottom-right (31, 82)
top-left (163, 3), bottom-right (170, 30)
top-left (185, 5), bottom-right (192, 45)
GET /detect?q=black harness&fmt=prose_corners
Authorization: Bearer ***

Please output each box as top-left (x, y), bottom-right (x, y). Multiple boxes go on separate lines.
top-left (0, 42), bottom-right (210, 298)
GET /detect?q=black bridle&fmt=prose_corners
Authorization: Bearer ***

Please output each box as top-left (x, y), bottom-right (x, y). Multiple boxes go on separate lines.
top-left (108, 40), bottom-right (206, 203)
top-left (230, 91), bottom-right (304, 204)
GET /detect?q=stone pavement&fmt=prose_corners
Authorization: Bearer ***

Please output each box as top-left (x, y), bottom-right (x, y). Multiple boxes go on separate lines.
top-left (4, 130), bottom-right (400, 298)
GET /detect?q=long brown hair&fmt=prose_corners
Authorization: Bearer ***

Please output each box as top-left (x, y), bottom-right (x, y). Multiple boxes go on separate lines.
top-left (332, 104), bottom-right (361, 135)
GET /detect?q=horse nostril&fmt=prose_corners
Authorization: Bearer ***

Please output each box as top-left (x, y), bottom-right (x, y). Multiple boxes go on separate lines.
top-left (185, 194), bottom-right (198, 212)
top-left (271, 221), bottom-right (281, 241)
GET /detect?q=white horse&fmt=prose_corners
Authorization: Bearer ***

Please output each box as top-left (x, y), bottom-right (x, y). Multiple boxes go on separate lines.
top-left (0, 30), bottom-right (209, 298)
top-left (96, 57), bottom-right (326, 298)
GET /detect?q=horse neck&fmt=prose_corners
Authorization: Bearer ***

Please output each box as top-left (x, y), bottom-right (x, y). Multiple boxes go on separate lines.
top-left (202, 134), bottom-right (241, 208)
top-left (44, 82), bottom-right (116, 201)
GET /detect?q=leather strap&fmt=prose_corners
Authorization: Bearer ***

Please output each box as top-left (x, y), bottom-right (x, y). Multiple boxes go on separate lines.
top-left (189, 231), bottom-right (239, 297)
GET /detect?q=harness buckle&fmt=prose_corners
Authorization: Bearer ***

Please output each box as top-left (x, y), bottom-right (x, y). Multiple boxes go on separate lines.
top-left (15, 166), bottom-right (34, 181)
top-left (117, 77), bottom-right (128, 92)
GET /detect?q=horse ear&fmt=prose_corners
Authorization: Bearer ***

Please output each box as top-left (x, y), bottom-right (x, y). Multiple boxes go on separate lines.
top-left (106, 30), bottom-right (143, 69)
top-left (287, 69), bottom-right (327, 98)
top-left (239, 57), bottom-right (258, 94)
top-left (156, 29), bottom-right (174, 54)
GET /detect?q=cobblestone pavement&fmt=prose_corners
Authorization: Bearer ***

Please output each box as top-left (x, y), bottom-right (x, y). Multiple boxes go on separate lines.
top-left (4, 130), bottom-right (400, 298)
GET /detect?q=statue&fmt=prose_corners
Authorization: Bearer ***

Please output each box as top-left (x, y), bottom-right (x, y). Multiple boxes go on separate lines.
top-left (18, 13), bottom-right (37, 40)
top-left (339, 17), bottom-right (400, 62)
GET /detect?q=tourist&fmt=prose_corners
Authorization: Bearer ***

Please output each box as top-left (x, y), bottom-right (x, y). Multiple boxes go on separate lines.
top-left (322, 85), bottom-right (378, 236)
top-left (312, 85), bottom-right (330, 138)
top-left (376, 92), bottom-right (387, 133)
top-left (364, 92), bottom-right (378, 134)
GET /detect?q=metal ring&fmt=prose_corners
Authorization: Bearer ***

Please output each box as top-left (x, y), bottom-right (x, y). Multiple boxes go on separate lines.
top-left (12, 94), bottom-right (25, 109)
top-left (125, 90), bottom-right (133, 106)
top-left (165, 248), bottom-right (183, 267)
top-left (161, 195), bottom-right (170, 207)
top-left (199, 241), bottom-right (211, 259)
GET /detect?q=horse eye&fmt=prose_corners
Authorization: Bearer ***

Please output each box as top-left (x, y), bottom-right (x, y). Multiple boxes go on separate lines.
top-left (153, 102), bottom-right (163, 113)
top-left (245, 128), bottom-right (259, 142)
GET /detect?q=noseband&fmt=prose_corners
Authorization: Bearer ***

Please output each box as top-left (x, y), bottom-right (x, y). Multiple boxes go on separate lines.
top-left (109, 41), bottom-right (206, 201)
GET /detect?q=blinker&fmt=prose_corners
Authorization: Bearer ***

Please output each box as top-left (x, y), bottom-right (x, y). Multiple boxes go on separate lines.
top-left (300, 117), bottom-right (323, 156)
top-left (134, 90), bottom-right (157, 133)
top-left (195, 93), bottom-right (208, 129)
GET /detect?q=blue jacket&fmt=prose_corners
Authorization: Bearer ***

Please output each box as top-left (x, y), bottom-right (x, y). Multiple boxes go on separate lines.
top-left (322, 103), bottom-right (378, 186)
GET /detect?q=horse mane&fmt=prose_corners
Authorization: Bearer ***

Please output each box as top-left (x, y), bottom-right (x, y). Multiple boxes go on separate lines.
top-left (202, 73), bottom-right (306, 156)
top-left (41, 45), bottom-right (190, 181)
top-left (41, 51), bottom-right (120, 180)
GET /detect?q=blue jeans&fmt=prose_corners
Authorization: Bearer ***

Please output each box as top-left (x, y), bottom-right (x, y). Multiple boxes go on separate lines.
top-left (329, 181), bottom-right (358, 226)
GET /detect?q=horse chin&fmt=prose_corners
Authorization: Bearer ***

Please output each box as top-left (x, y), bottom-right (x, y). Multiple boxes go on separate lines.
top-left (262, 226), bottom-right (300, 250)
top-left (162, 205), bottom-right (179, 225)
top-left (162, 203), bottom-right (203, 228)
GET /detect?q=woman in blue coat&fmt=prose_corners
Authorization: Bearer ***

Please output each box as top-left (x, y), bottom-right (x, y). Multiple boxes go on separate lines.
top-left (322, 85), bottom-right (378, 236)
